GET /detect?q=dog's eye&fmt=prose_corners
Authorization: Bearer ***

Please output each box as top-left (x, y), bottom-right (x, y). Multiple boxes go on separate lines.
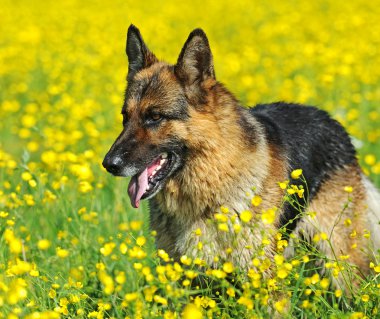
top-left (146, 113), bottom-right (163, 125)
top-left (151, 113), bottom-right (161, 121)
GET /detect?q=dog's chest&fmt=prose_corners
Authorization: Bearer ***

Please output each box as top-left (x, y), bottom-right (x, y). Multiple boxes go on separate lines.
top-left (150, 189), bottom-right (276, 268)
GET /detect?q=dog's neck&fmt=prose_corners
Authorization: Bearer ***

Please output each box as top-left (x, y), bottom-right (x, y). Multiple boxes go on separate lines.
top-left (156, 83), bottom-right (272, 222)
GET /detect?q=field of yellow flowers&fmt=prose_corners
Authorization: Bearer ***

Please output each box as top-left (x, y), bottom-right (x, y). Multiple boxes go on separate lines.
top-left (1, 0), bottom-right (380, 318)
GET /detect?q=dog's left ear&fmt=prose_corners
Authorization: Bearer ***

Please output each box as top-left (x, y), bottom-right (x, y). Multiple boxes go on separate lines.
top-left (126, 24), bottom-right (158, 82)
top-left (175, 29), bottom-right (215, 85)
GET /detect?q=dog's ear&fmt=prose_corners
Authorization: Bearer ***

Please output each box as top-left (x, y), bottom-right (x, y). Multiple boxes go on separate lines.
top-left (175, 29), bottom-right (215, 85)
top-left (126, 25), bottom-right (158, 82)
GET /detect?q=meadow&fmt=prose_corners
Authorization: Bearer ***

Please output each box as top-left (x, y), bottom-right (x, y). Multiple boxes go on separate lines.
top-left (1, 0), bottom-right (380, 318)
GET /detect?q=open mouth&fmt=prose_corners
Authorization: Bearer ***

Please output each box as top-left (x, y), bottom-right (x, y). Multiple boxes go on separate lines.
top-left (127, 152), bottom-right (175, 208)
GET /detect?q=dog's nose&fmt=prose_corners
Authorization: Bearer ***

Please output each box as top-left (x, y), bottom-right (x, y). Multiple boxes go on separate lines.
top-left (102, 154), bottom-right (124, 175)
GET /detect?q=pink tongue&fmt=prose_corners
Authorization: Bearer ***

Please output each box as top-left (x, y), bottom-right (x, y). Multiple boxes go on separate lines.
top-left (127, 168), bottom-right (148, 208)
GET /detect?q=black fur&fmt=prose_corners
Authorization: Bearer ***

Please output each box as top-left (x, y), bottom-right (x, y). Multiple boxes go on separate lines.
top-left (126, 25), bottom-right (147, 81)
top-left (250, 102), bottom-right (357, 233)
top-left (126, 24), bottom-right (157, 82)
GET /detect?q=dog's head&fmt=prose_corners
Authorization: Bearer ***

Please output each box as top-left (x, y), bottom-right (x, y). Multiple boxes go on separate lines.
top-left (103, 25), bottom-right (217, 208)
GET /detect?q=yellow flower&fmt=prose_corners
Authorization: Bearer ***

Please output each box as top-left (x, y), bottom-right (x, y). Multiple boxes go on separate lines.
top-left (37, 239), bottom-right (51, 250)
top-left (364, 154), bottom-right (376, 165)
top-left (262, 207), bottom-right (276, 224)
top-left (115, 271), bottom-right (126, 284)
top-left (220, 206), bottom-right (229, 214)
top-left (56, 247), bottom-right (69, 258)
top-left (130, 220), bottom-right (143, 230)
top-left (100, 242), bottom-right (116, 256)
top-left (291, 169), bottom-right (303, 179)
top-left (277, 267), bottom-right (289, 279)
top-left (0, 211), bottom-right (9, 218)
top-left (344, 186), bottom-right (353, 193)
top-left (251, 195), bottom-right (262, 207)
top-left (226, 287), bottom-right (235, 297)
top-left (211, 269), bottom-right (226, 279)
top-left (164, 311), bottom-right (176, 319)
top-left (233, 223), bottom-right (241, 233)
top-left (223, 262), bottom-right (234, 273)
top-left (4, 229), bottom-right (23, 254)
top-left (274, 254), bottom-right (284, 265)
top-left (182, 303), bottom-right (202, 319)
top-left (194, 228), bottom-right (202, 236)
top-left (119, 243), bottom-right (128, 254)
top-left (237, 296), bottom-right (254, 310)
top-left (311, 273), bottom-right (320, 284)
top-left (339, 254), bottom-right (350, 260)
top-left (180, 255), bottom-right (192, 266)
top-left (297, 188), bottom-right (304, 198)
top-left (361, 294), bottom-right (369, 302)
top-left (48, 289), bottom-right (57, 299)
top-left (78, 181), bottom-right (93, 193)
top-left (240, 210), bottom-right (252, 223)
top-left (349, 312), bottom-right (365, 319)
top-left (344, 218), bottom-right (352, 226)
top-left (214, 213), bottom-right (228, 222)
top-left (320, 278), bottom-right (330, 289)
top-left (28, 179), bottom-right (37, 187)
top-left (41, 151), bottom-right (57, 166)
top-left (274, 298), bottom-right (288, 314)
top-left (185, 270), bottom-right (197, 279)
top-left (136, 236), bottom-right (146, 246)
top-left (278, 180), bottom-right (289, 190)
top-left (128, 246), bottom-right (147, 259)
top-left (27, 141), bottom-right (39, 152)
top-left (124, 292), bottom-right (138, 302)
top-left (30, 269), bottom-right (40, 277)
top-left (158, 249), bottom-right (170, 262)
top-left (154, 295), bottom-right (168, 305)
top-left (21, 171), bottom-right (33, 181)
top-left (21, 114), bottom-right (36, 127)
top-left (7, 278), bottom-right (28, 304)
top-left (218, 223), bottom-right (229, 232)
top-left (70, 164), bottom-right (93, 181)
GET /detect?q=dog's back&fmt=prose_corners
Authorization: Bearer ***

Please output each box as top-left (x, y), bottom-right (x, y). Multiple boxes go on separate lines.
top-left (251, 102), bottom-right (357, 229)
top-left (250, 102), bottom-right (380, 288)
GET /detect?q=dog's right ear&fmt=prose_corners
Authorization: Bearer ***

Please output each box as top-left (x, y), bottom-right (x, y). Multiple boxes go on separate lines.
top-left (126, 25), bottom-right (158, 82)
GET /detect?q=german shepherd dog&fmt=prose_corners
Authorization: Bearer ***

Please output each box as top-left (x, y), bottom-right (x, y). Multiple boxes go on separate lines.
top-left (103, 25), bottom-right (380, 290)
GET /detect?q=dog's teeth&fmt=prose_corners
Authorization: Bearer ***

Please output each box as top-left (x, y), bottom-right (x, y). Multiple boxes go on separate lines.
top-left (161, 153), bottom-right (168, 159)
top-left (160, 159), bottom-right (166, 165)
top-left (152, 170), bottom-right (156, 176)
top-left (157, 165), bottom-right (162, 171)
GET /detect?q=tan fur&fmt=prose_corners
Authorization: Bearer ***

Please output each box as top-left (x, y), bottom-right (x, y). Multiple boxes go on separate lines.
top-left (285, 165), bottom-right (371, 290)
top-left (151, 86), bottom-right (289, 268)
top-left (156, 91), bottom-right (266, 218)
